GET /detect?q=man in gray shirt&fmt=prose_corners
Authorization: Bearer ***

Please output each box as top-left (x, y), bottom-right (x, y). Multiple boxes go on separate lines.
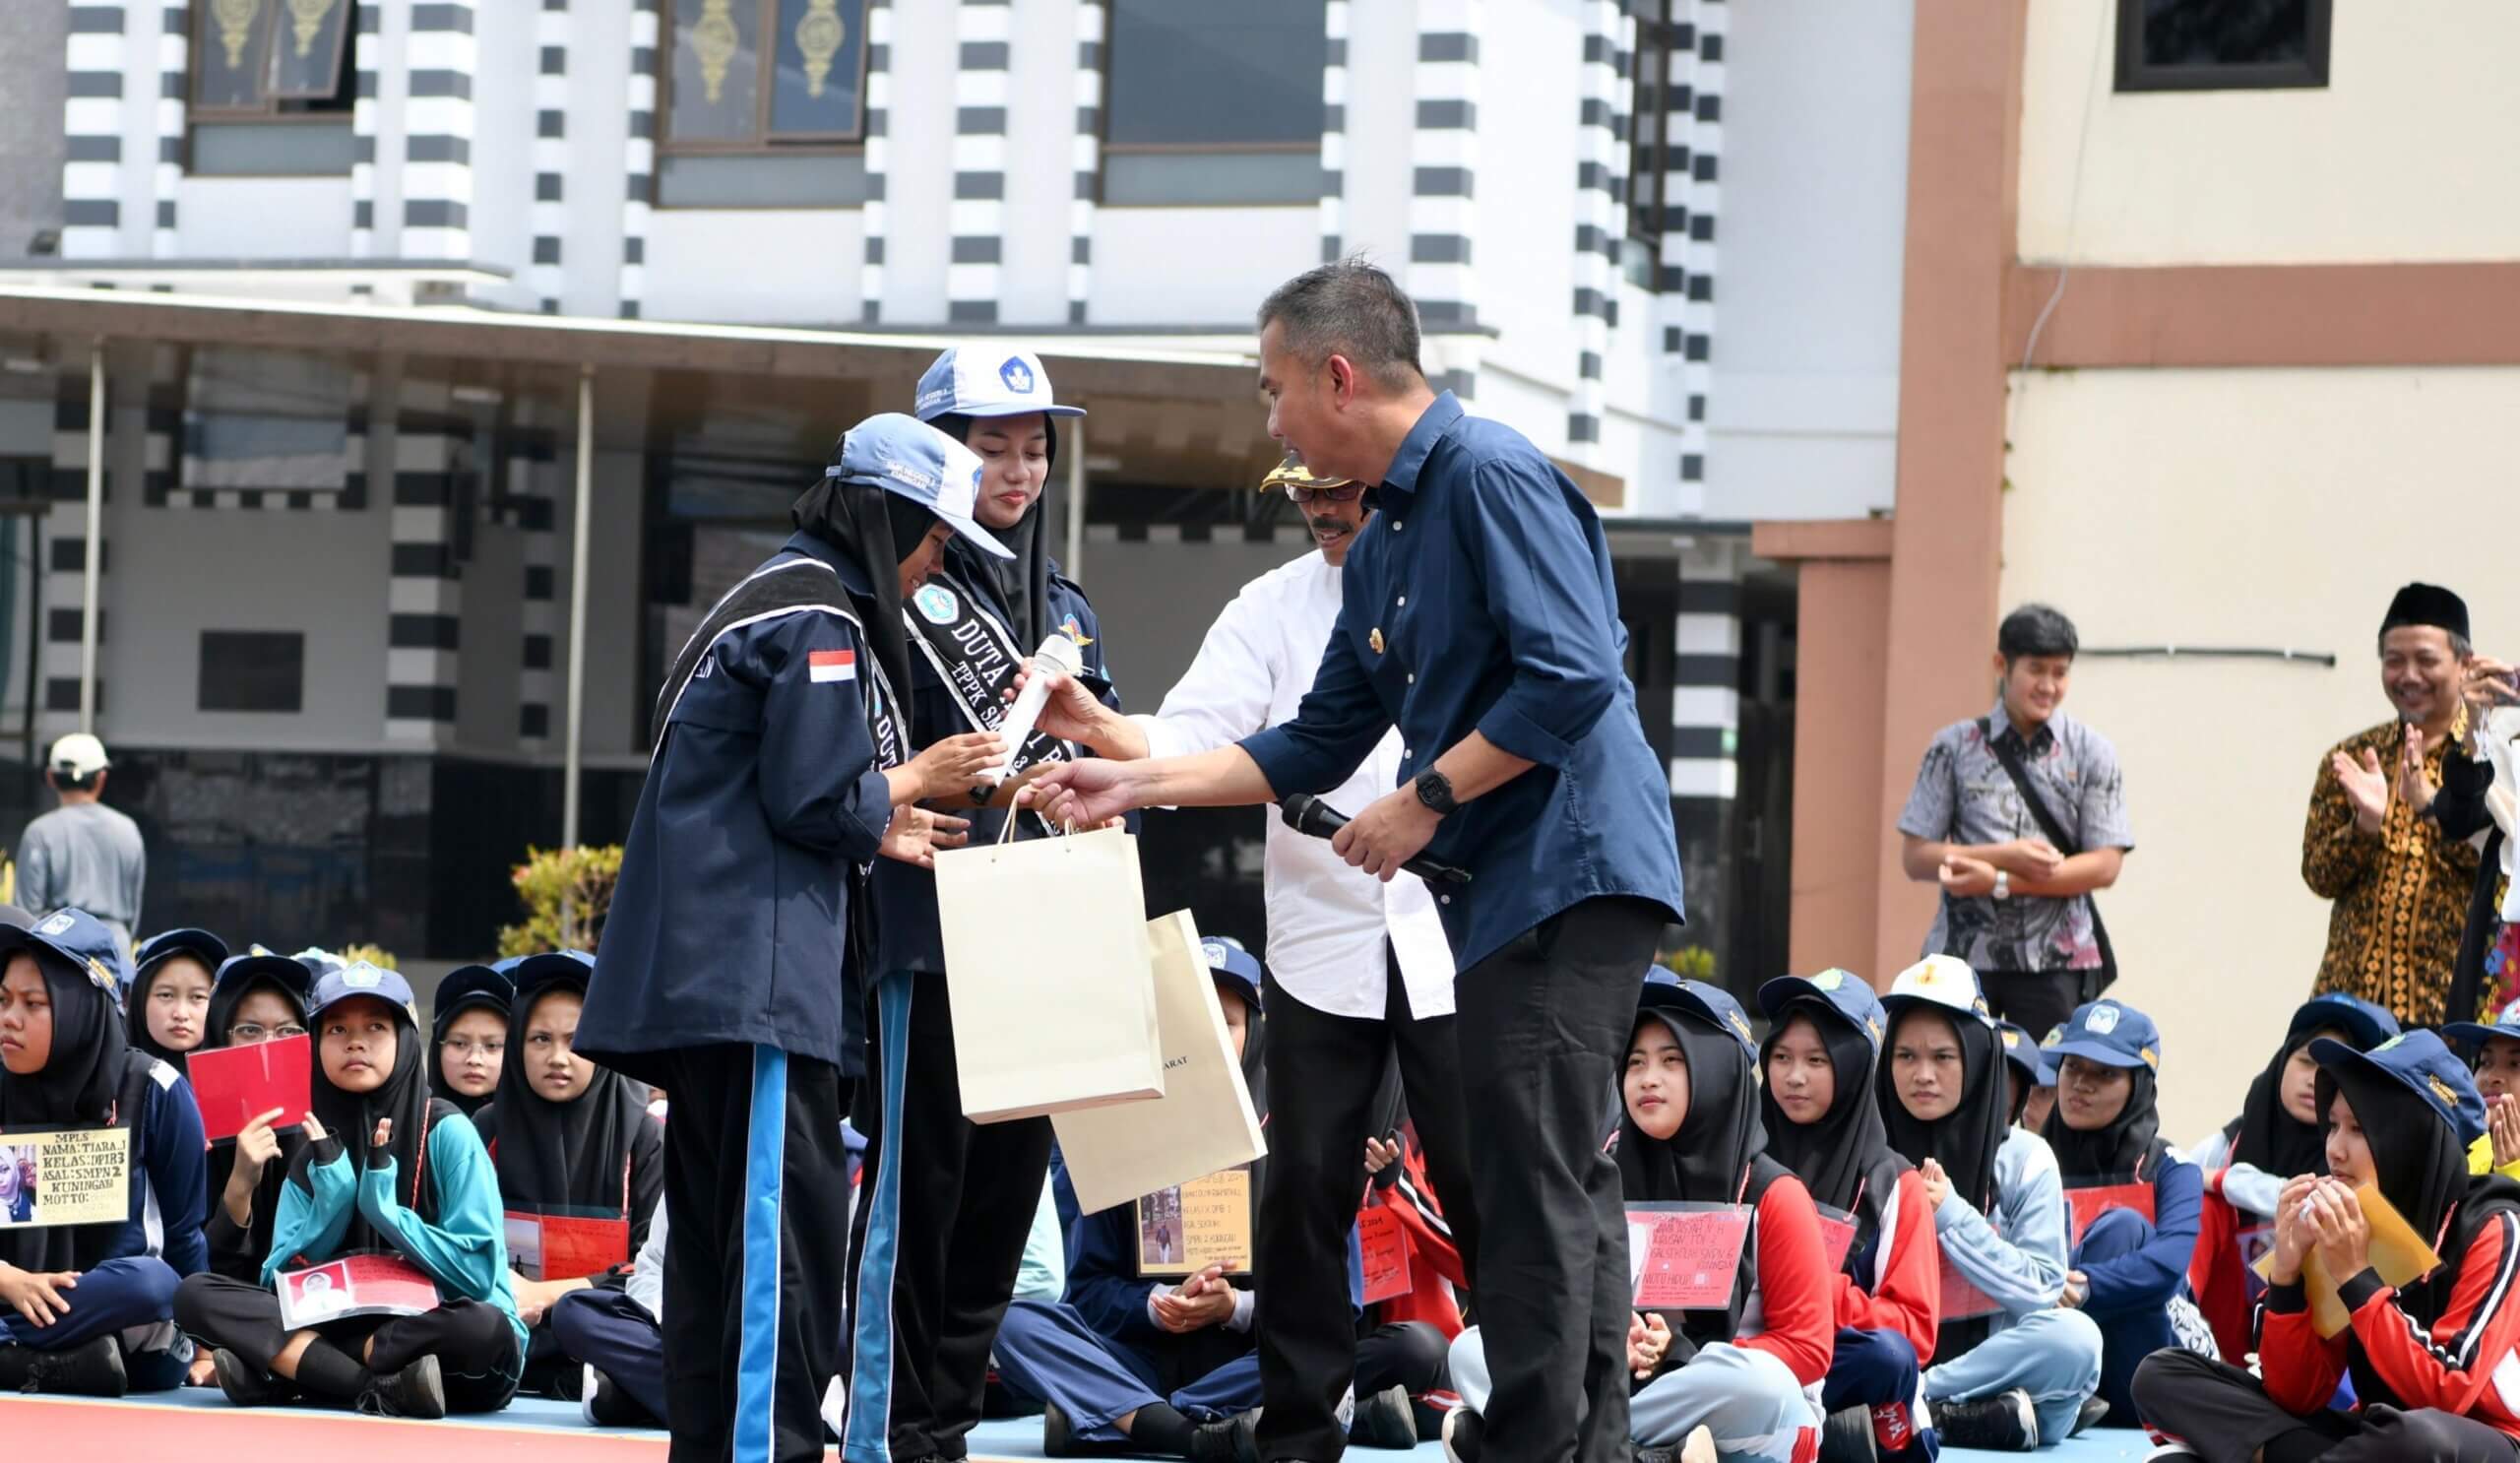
top-left (15, 732), bottom-right (145, 955)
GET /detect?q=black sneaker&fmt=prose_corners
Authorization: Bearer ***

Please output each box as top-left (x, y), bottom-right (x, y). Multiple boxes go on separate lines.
top-left (2072, 1396), bottom-right (2111, 1435)
top-left (1932, 1388), bottom-right (2037, 1451)
top-left (1821, 1405), bottom-right (1877, 1462)
top-left (357, 1354), bottom-right (446, 1420)
top-left (5, 1335), bottom-right (127, 1397)
top-left (1349, 1384), bottom-right (1418, 1449)
top-left (1188, 1412), bottom-right (1254, 1463)
top-left (211, 1347), bottom-right (293, 1407)
top-left (1441, 1407), bottom-right (1483, 1463)
top-left (582, 1365), bottom-right (652, 1427)
top-left (1042, 1401), bottom-right (1083, 1457)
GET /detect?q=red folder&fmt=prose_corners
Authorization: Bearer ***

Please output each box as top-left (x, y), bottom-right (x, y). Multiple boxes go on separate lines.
top-left (187, 1036), bottom-right (312, 1144)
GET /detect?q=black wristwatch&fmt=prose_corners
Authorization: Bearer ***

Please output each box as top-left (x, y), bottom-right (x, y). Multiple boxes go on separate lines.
top-left (1414, 769), bottom-right (1458, 817)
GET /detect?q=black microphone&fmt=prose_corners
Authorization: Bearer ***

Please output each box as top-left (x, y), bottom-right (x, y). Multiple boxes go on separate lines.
top-left (1279, 795), bottom-right (1472, 885)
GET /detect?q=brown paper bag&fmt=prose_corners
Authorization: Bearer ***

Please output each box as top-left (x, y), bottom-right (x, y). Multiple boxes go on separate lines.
top-left (937, 826), bottom-right (1166, 1123)
top-left (2252, 1180), bottom-right (2442, 1338)
top-left (1052, 911), bottom-right (1268, 1215)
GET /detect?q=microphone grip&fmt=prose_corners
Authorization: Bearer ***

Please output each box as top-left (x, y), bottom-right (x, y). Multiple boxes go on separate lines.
top-left (1278, 795), bottom-right (1471, 885)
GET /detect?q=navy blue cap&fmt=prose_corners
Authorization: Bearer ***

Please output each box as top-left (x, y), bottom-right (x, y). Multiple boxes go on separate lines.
top-left (308, 961), bottom-right (417, 1022)
top-left (2441, 1001), bottom-right (2520, 1053)
top-left (1996, 1020), bottom-right (2052, 1087)
top-left (510, 950), bottom-right (596, 1001)
top-left (214, 952), bottom-right (317, 1009)
top-left (914, 347), bottom-right (1086, 422)
top-left (0, 909), bottom-right (131, 998)
top-left (2313, 1029), bottom-right (2488, 1150)
top-left (824, 413), bottom-right (1012, 560)
top-left (1639, 972), bottom-right (1759, 1062)
top-left (2045, 998), bottom-right (2163, 1073)
top-left (433, 963), bottom-right (517, 1029)
top-left (1756, 968), bottom-right (1886, 1051)
top-left (135, 928), bottom-right (230, 990)
top-left (2287, 992), bottom-right (2399, 1052)
top-left (1199, 934), bottom-right (1263, 1015)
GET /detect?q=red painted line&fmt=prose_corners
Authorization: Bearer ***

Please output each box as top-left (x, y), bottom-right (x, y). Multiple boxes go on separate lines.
top-left (8, 1396), bottom-right (669, 1463)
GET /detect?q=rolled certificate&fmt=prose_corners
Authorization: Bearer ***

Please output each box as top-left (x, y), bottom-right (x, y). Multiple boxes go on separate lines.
top-left (984, 631), bottom-right (1084, 786)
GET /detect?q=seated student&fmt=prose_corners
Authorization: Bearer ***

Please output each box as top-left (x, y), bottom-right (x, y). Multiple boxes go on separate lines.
top-left (1992, 1020), bottom-right (2049, 1125)
top-left (1450, 975), bottom-right (1833, 1463)
top-left (126, 927), bottom-right (229, 1075)
top-left (2190, 994), bottom-right (2399, 1225)
top-left (1755, 970), bottom-right (1939, 1462)
top-left (2135, 1030), bottom-right (2520, 1460)
top-left (1878, 958), bottom-right (2103, 1453)
top-left (2038, 997), bottom-right (2209, 1430)
top-left (0, 909), bottom-right (209, 1396)
top-left (472, 950), bottom-right (663, 1401)
top-left (199, 951), bottom-right (322, 1284)
top-left (430, 961), bottom-right (515, 1119)
top-left (2442, 1005), bottom-right (2520, 1177)
top-left (2017, 1027), bottom-right (2060, 1136)
top-left (175, 963), bottom-right (526, 1418)
top-left (993, 939), bottom-right (1446, 1460)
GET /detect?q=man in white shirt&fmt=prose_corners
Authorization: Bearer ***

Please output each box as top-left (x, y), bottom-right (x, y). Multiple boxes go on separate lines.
top-left (1028, 457), bottom-right (1468, 1458)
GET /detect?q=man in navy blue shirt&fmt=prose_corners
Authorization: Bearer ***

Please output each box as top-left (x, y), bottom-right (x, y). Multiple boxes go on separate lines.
top-left (1030, 261), bottom-right (1684, 1463)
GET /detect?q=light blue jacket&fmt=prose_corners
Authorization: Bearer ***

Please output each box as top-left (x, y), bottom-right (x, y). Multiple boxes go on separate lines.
top-left (1934, 1127), bottom-right (2073, 1331)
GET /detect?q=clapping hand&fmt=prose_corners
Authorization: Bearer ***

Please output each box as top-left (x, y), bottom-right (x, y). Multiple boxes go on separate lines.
top-left (2334, 747), bottom-right (2391, 834)
top-left (2489, 1094), bottom-right (2520, 1171)
top-left (2303, 1178), bottom-right (2372, 1282)
top-left (1919, 1157), bottom-right (1951, 1211)
top-left (2398, 728), bottom-right (2437, 815)
top-left (2267, 1174), bottom-right (2322, 1285)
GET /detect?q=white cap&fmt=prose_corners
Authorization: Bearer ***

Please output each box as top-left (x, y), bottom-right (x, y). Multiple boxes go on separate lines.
top-left (47, 732), bottom-right (108, 779)
top-left (1881, 955), bottom-right (1993, 1024)
top-left (913, 348), bottom-right (1087, 422)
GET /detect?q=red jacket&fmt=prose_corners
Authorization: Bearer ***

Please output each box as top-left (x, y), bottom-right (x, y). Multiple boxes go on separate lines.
top-left (2260, 1209), bottom-right (2520, 1437)
top-left (1737, 1173), bottom-right (1839, 1388)
top-left (1832, 1168), bottom-right (1942, 1365)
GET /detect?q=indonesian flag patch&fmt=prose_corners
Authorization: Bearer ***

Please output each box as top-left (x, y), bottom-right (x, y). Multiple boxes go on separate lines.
top-left (808, 649), bottom-right (857, 683)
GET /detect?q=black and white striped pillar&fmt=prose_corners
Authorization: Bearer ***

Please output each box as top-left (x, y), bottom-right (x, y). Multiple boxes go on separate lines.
top-left (532, 0), bottom-right (569, 313)
top-left (404, 0), bottom-right (476, 262)
top-left (1567, 0), bottom-right (1622, 455)
top-left (1670, 578), bottom-right (1739, 800)
top-left (859, 0), bottom-right (892, 324)
top-left (386, 386), bottom-right (468, 744)
top-left (619, 0), bottom-right (658, 318)
top-left (1677, 1), bottom-right (1723, 499)
top-left (513, 422), bottom-right (559, 747)
top-left (1318, 0), bottom-right (1347, 263)
top-left (1408, 0), bottom-right (1479, 336)
top-left (63, 0), bottom-right (128, 260)
top-left (349, 1), bottom-right (382, 258)
top-left (153, 0), bottom-right (188, 256)
top-left (1067, 0), bottom-right (1103, 323)
top-left (949, 0), bottom-right (1010, 324)
top-left (43, 368), bottom-right (105, 726)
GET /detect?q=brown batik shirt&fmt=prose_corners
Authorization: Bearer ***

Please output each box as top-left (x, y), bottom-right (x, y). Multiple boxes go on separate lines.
top-left (2302, 719), bottom-right (2483, 1026)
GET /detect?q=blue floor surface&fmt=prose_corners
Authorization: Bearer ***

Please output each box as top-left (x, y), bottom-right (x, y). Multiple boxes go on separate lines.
top-left (97, 1388), bottom-right (2158, 1459)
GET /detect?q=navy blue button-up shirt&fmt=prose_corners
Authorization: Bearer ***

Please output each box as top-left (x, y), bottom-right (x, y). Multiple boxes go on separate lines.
top-left (1239, 394), bottom-right (1685, 972)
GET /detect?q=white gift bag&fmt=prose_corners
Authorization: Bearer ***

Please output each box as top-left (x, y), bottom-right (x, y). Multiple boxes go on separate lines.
top-left (1053, 911), bottom-right (1270, 1215)
top-left (936, 824), bottom-right (1166, 1123)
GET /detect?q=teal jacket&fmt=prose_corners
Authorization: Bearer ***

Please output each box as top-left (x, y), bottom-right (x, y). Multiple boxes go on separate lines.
top-left (263, 1111), bottom-right (529, 1362)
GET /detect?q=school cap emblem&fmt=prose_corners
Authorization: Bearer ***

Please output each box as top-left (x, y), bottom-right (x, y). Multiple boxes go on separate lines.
top-left (1201, 939), bottom-right (1229, 971)
top-left (35, 913), bottom-right (74, 938)
top-left (914, 584), bottom-right (960, 625)
top-left (85, 957), bottom-right (113, 991)
top-left (2085, 1004), bottom-right (2120, 1037)
top-left (999, 356), bottom-right (1035, 395)
top-left (1728, 1009), bottom-right (1755, 1045)
top-left (2139, 1045), bottom-right (2160, 1070)
top-left (2002, 1029), bottom-right (2022, 1049)
top-left (1811, 970), bottom-right (1845, 992)
top-left (2429, 1073), bottom-right (2462, 1108)
top-left (344, 964), bottom-right (383, 989)
top-left (2375, 1034), bottom-right (2407, 1054)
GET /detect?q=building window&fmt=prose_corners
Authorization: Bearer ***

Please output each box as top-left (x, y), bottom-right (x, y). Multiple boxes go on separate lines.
top-left (180, 349), bottom-right (351, 497)
top-left (2116, 0), bottom-right (2330, 93)
top-left (1624, 1), bottom-right (1684, 290)
top-left (1102, 0), bottom-right (1325, 207)
top-left (189, 0), bottom-right (357, 174)
top-left (199, 631), bottom-right (306, 714)
top-left (664, 0), bottom-right (868, 150)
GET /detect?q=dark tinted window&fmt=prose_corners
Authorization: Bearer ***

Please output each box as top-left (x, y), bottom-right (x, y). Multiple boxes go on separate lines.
top-left (2117, 0), bottom-right (2329, 92)
top-left (199, 631), bottom-right (305, 713)
top-left (1105, 0), bottom-right (1326, 148)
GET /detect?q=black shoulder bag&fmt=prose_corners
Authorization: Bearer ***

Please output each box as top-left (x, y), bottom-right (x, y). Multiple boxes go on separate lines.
top-left (1986, 736), bottom-right (2118, 1002)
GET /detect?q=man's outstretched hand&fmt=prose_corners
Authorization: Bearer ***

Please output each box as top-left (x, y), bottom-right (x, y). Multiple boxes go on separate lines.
top-left (1020, 759), bottom-right (1143, 829)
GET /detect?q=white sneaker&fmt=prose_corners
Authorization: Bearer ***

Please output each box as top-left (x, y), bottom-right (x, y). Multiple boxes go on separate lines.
top-left (579, 1365), bottom-right (600, 1427)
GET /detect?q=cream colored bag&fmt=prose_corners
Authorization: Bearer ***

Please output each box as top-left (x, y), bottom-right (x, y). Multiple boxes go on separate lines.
top-left (1053, 911), bottom-right (1269, 1214)
top-left (936, 825), bottom-right (1165, 1123)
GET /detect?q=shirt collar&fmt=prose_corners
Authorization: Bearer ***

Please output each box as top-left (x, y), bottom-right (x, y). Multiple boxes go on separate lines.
top-left (1985, 699), bottom-right (2057, 753)
top-left (1378, 392), bottom-right (1465, 500)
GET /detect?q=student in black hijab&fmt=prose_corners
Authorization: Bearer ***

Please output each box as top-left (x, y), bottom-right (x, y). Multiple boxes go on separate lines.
top-left (2137, 1030), bottom-right (2520, 1458)
top-left (199, 952), bottom-right (318, 1286)
top-left (126, 927), bottom-right (229, 1075)
top-left (473, 950), bottom-right (663, 1399)
top-left (2192, 993), bottom-right (2398, 1229)
top-left (0, 910), bottom-right (209, 1396)
top-left (431, 961), bottom-right (516, 1119)
top-left (176, 963), bottom-right (527, 1418)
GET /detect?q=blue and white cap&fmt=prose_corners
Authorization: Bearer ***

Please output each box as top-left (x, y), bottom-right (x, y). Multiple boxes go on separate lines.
top-left (826, 413), bottom-right (1013, 560)
top-left (1199, 934), bottom-right (1263, 1015)
top-left (914, 347), bottom-right (1085, 422)
top-left (3, 909), bottom-right (131, 998)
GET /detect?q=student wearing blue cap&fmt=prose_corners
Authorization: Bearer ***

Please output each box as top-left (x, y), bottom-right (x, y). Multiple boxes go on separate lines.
top-left (176, 963), bottom-right (524, 1418)
top-left (2191, 994), bottom-right (2399, 1227)
top-left (432, 961), bottom-right (517, 1120)
top-left (0, 909), bottom-right (209, 1396)
top-left (1755, 970), bottom-right (1941, 1461)
top-left (2135, 1030), bottom-right (2520, 1458)
top-left (1447, 976), bottom-right (1833, 1463)
top-left (990, 936), bottom-right (1446, 1460)
top-left (196, 949), bottom-right (319, 1353)
top-left (1877, 959), bottom-right (2103, 1451)
top-left (1992, 1021), bottom-right (2048, 1127)
top-left (2446, 1006), bottom-right (2520, 1177)
top-left (126, 926), bottom-right (229, 1075)
top-left (576, 413), bottom-right (1007, 1463)
top-left (473, 951), bottom-right (663, 1401)
top-left (842, 349), bottom-right (1119, 1463)
top-left (2037, 997), bottom-right (2210, 1430)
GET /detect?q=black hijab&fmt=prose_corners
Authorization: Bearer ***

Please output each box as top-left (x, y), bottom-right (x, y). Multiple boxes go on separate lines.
top-left (930, 411), bottom-right (1055, 649)
top-left (2228, 1027), bottom-right (2342, 1190)
top-left (790, 447), bottom-right (941, 722)
top-left (429, 963), bottom-right (514, 1119)
top-left (1619, 1006), bottom-right (1774, 1344)
top-left (293, 970), bottom-right (442, 1250)
top-left (478, 965), bottom-right (650, 1218)
top-left (1878, 1003), bottom-right (2011, 1218)
top-left (200, 962), bottom-right (315, 1277)
top-left (125, 950), bottom-right (218, 1076)
top-left (0, 937), bottom-right (134, 1271)
top-left (1763, 1000), bottom-right (1908, 1242)
top-left (2044, 1062), bottom-right (2166, 1183)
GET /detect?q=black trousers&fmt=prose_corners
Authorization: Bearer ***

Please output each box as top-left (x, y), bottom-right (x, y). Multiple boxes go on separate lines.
top-left (172, 1270), bottom-right (521, 1413)
top-left (1255, 947), bottom-right (1480, 1463)
top-left (1455, 897), bottom-right (1668, 1463)
top-left (659, 1044), bottom-right (850, 1463)
top-left (1979, 969), bottom-right (2086, 1045)
top-left (845, 971), bottom-right (1054, 1463)
top-left (2134, 1350), bottom-right (2520, 1463)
